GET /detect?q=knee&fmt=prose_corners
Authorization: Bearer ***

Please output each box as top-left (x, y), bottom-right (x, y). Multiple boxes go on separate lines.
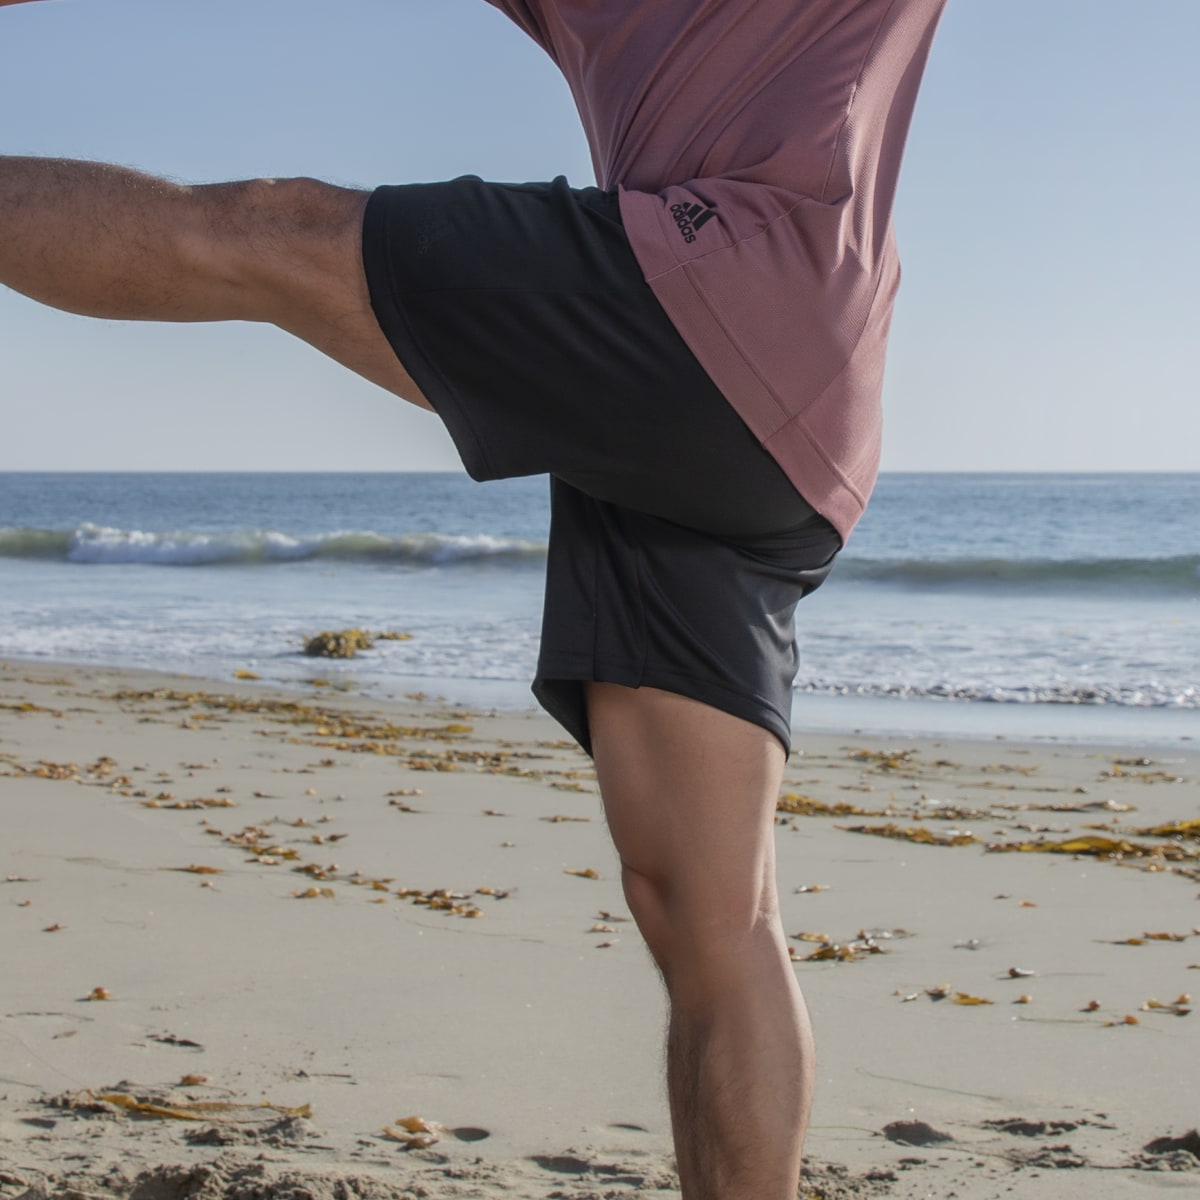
top-left (621, 861), bottom-right (782, 990)
top-left (621, 862), bottom-right (673, 971)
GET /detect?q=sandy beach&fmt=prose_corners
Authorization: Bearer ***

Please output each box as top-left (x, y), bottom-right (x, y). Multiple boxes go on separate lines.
top-left (2, 658), bottom-right (1198, 1199)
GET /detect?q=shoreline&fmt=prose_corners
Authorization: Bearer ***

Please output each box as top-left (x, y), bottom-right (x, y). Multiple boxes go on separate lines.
top-left (4, 651), bottom-right (1197, 753)
top-left (3, 658), bottom-right (1199, 1199)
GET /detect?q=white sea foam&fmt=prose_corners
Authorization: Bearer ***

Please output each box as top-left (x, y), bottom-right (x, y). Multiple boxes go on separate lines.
top-left (43, 523), bottom-right (546, 566)
top-left (6, 523), bottom-right (1194, 591)
top-left (3, 472), bottom-right (1198, 737)
top-left (794, 679), bottom-right (1200, 709)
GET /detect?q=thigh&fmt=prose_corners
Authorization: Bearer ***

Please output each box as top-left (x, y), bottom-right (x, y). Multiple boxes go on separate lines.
top-left (585, 682), bottom-right (785, 947)
top-left (194, 176), bottom-right (433, 409)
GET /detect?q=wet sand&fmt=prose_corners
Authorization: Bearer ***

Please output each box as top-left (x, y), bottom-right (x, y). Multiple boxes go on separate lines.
top-left (2, 658), bottom-right (1198, 1199)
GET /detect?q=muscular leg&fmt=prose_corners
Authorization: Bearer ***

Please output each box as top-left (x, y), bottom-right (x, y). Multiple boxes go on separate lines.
top-left (0, 157), bottom-right (430, 406)
top-left (585, 682), bottom-right (813, 1200)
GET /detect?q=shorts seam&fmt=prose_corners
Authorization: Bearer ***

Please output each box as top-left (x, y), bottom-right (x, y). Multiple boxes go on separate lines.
top-left (633, 545), bottom-right (650, 684)
top-left (362, 188), bottom-right (498, 479)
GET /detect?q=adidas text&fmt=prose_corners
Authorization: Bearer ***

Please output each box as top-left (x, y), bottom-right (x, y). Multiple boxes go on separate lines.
top-left (670, 201), bottom-right (716, 244)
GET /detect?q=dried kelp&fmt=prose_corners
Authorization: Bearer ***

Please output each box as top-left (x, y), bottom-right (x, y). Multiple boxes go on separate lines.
top-left (777, 793), bottom-right (884, 817)
top-left (988, 834), bottom-right (1200, 864)
top-left (838, 823), bottom-right (981, 847)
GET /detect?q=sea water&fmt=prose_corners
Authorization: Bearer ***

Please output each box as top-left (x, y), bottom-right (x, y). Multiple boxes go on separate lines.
top-left (1, 472), bottom-right (1197, 745)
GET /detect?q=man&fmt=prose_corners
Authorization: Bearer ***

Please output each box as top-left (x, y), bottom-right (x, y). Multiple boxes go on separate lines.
top-left (0, 1), bottom-right (947, 1196)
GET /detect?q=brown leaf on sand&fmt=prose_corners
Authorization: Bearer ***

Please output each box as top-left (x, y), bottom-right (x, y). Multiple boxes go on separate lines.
top-left (805, 943), bottom-right (878, 962)
top-left (1104, 1015), bottom-right (1140, 1027)
top-left (87, 987), bottom-right (111, 1001)
top-left (95, 1091), bottom-right (311, 1121)
top-left (1107, 932), bottom-right (1190, 945)
top-left (179, 1074), bottom-right (209, 1086)
top-left (42, 923), bottom-right (65, 933)
top-left (395, 1115), bottom-right (439, 1134)
top-left (292, 886), bottom-right (336, 899)
top-left (565, 868), bottom-right (600, 879)
top-left (383, 1128), bottom-right (439, 1149)
top-left (383, 1114), bottom-right (442, 1149)
top-left (1100, 765), bottom-right (1183, 785)
top-left (394, 888), bottom-right (485, 918)
top-left (1014, 994), bottom-right (1034, 1004)
top-left (1142, 996), bottom-right (1192, 1016)
top-left (164, 865), bottom-right (223, 875)
top-left (1083, 1000), bottom-right (1102, 1012)
top-left (142, 797), bottom-right (237, 810)
top-left (952, 992), bottom-right (994, 1006)
top-left (541, 813), bottom-right (590, 822)
top-left (849, 747), bottom-right (921, 771)
top-left (795, 928), bottom-right (892, 962)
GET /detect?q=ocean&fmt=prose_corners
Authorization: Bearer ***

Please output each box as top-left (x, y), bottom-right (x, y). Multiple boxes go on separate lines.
top-left (1, 471), bottom-right (1197, 745)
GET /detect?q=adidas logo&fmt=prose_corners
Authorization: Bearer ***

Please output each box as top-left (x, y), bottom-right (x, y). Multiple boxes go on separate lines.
top-left (670, 201), bottom-right (716, 244)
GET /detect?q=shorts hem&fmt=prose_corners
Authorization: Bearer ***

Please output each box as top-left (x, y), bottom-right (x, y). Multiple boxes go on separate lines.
top-left (533, 656), bottom-right (794, 759)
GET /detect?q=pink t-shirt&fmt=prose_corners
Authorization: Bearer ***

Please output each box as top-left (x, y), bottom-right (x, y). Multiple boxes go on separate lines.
top-left (486, 0), bottom-right (948, 540)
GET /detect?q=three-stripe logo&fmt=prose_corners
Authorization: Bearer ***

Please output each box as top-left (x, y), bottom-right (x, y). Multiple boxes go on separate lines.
top-left (670, 201), bottom-right (717, 244)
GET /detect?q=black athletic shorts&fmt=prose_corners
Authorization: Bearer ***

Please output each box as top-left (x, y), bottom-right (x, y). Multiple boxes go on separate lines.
top-left (362, 175), bottom-right (842, 754)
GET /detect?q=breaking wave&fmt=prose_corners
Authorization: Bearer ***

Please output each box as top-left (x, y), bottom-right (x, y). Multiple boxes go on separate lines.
top-left (837, 555), bottom-right (1200, 591)
top-left (0, 524), bottom-right (546, 566)
top-left (1, 525), bottom-right (1196, 592)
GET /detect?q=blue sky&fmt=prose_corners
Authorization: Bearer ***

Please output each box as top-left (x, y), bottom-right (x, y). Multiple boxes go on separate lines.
top-left (2, 0), bottom-right (1198, 472)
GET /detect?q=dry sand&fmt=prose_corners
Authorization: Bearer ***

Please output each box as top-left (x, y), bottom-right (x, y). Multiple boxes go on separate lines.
top-left (1, 658), bottom-right (1198, 1199)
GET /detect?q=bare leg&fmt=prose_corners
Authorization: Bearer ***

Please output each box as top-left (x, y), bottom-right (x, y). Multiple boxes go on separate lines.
top-left (0, 157), bottom-right (430, 405)
top-left (585, 683), bottom-right (813, 1200)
